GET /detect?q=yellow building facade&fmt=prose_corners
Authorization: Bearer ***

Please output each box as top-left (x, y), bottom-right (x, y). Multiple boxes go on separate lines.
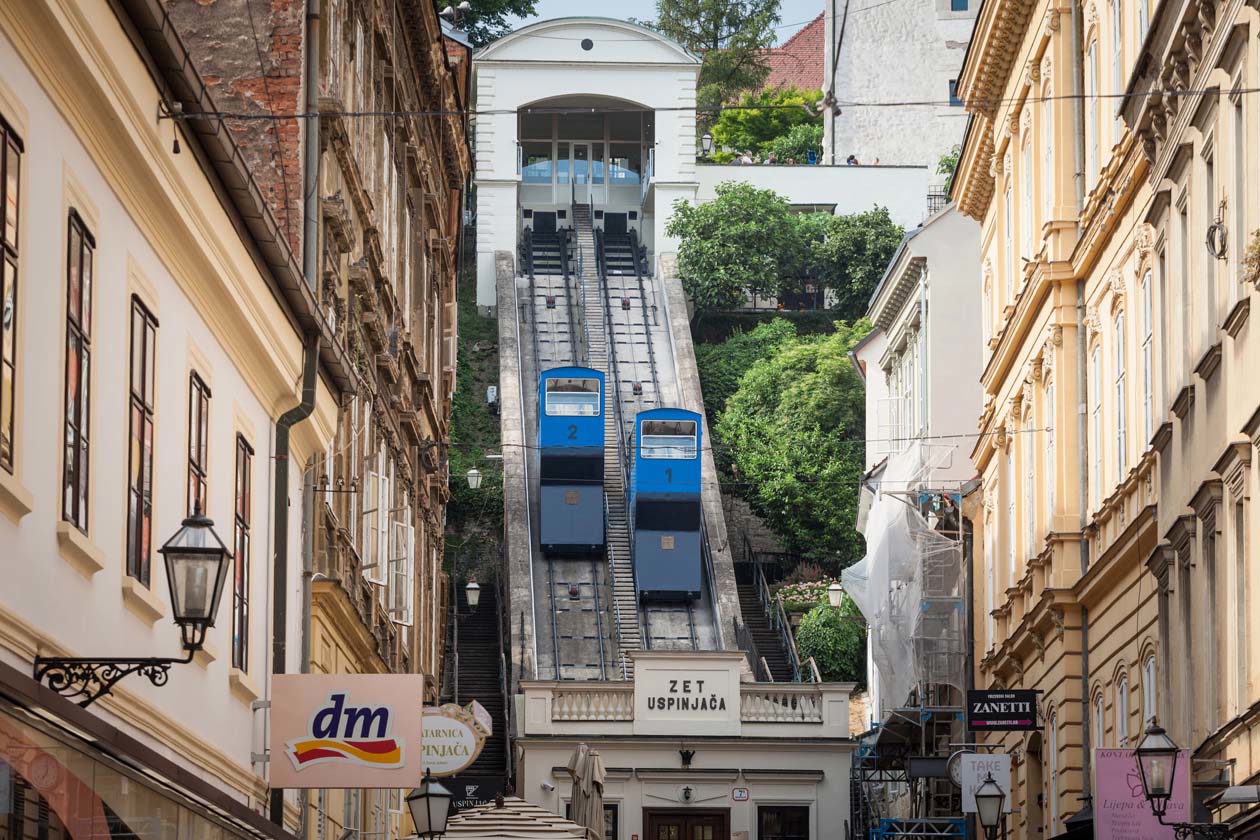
top-left (956, 0), bottom-right (1260, 831)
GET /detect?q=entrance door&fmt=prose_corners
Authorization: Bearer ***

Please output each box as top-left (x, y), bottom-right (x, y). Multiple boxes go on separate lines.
top-left (572, 143), bottom-right (591, 204)
top-left (645, 810), bottom-right (729, 840)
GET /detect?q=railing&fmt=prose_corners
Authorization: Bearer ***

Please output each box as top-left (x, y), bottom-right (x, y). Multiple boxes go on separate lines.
top-left (521, 226), bottom-right (533, 279)
top-left (751, 554), bottom-right (809, 682)
top-left (734, 617), bottom-right (768, 682)
top-left (496, 580), bottom-right (514, 786)
top-left (740, 685), bottom-right (824, 723)
top-left (552, 685), bottom-right (635, 720)
top-left (603, 493), bottom-right (630, 681)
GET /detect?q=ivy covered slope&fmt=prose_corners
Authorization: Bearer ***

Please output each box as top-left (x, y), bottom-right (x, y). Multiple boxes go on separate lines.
top-left (715, 319), bottom-right (873, 572)
top-left (445, 260), bottom-right (503, 579)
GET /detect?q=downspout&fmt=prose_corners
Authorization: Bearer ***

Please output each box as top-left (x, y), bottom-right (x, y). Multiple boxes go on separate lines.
top-left (1071, 0), bottom-right (1093, 801)
top-left (270, 0), bottom-right (322, 826)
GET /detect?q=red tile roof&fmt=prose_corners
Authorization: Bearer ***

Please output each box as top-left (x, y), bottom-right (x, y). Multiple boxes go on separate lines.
top-left (761, 11), bottom-right (825, 92)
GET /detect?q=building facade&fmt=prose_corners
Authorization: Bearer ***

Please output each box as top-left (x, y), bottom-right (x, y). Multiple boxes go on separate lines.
top-left (821, 0), bottom-right (977, 177)
top-left (950, 0), bottom-right (1260, 830)
top-left (0, 3), bottom-right (341, 840)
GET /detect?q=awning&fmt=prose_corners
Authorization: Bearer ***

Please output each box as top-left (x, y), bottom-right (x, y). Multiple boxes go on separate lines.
top-left (446, 796), bottom-right (592, 839)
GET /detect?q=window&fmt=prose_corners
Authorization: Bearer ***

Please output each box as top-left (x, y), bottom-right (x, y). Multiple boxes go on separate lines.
top-left (641, 419), bottom-right (698, 459)
top-left (1143, 655), bottom-right (1157, 723)
top-left (1141, 271), bottom-right (1154, 442)
top-left (1138, 0), bottom-right (1150, 40)
top-left (1021, 140), bottom-right (1033, 257)
top-left (1179, 198), bottom-right (1191, 380)
top-left (1025, 416), bottom-right (1036, 557)
top-left (948, 79), bottom-right (963, 107)
top-left (1086, 42), bottom-right (1098, 191)
top-left (1048, 712), bottom-right (1059, 827)
top-left (232, 435), bottom-right (253, 670)
top-left (1093, 691), bottom-right (1105, 749)
top-left (950, 0), bottom-right (968, 10)
top-left (1112, 0), bottom-right (1124, 142)
top-left (63, 211), bottom-right (94, 532)
top-left (0, 117), bottom-right (21, 473)
top-left (1045, 380), bottom-right (1056, 524)
top-left (1004, 185), bottom-right (1014, 301)
top-left (1114, 310), bottom-right (1127, 480)
top-left (1204, 153), bottom-right (1216, 346)
top-left (982, 275), bottom-right (991, 345)
top-left (545, 377), bottom-right (601, 416)
top-left (1006, 444), bottom-right (1016, 581)
top-left (187, 373), bottom-right (210, 515)
top-left (564, 803), bottom-right (617, 840)
top-left (985, 512), bottom-right (996, 644)
top-left (1042, 93), bottom-right (1053, 222)
top-left (1090, 346), bottom-right (1102, 508)
top-left (759, 806), bottom-right (810, 840)
top-left (1234, 99), bottom-right (1246, 296)
top-left (1235, 501), bottom-right (1248, 713)
top-left (521, 142), bottom-right (552, 184)
top-left (1116, 673), bottom-right (1130, 744)
top-left (125, 299), bottom-right (158, 584)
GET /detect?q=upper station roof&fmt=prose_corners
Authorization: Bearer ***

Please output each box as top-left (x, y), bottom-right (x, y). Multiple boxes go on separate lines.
top-left (476, 17), bottom-right (701, 65)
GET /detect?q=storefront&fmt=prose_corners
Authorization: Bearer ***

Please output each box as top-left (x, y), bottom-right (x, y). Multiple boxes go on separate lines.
top-left (515, 653), bottom-right (855, 840)
top-left (0, 662), bottom-right (293, 840)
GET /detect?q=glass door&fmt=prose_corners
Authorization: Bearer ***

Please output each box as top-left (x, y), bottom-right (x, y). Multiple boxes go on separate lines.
top-left (572, 143), bottom-right (590, 204)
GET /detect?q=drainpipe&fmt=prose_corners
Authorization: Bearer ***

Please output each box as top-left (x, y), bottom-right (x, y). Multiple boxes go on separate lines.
top-left (270, 0), bottom-right (322, 826)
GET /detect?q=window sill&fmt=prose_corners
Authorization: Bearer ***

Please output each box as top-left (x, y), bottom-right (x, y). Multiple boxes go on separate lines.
top-left (121, 576), bottom-right (166, 625)
top-left (0, 469), bottom-right (34, 525)
top-left (193, 637), bottom-right (219, 669)
top-left (56, 521), bottom-right (105, 579)
top-left (229, 667), bottom-right (260, 704)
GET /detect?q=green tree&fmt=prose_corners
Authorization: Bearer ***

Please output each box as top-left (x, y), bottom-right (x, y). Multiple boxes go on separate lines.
top-left (809, 207), bottom-right (904, 320)
top-left (710, 86), bottom-right (822, 155)
top-left (937, 144), bottom-right (961, 192)
top-left (795, 600), bottom-right (867, 684)
top-left (694, 318), bottom-right (798, 426)
top-left (765, 122), bottom-right (824, 162)
top-left (651, 0), bottom-right (781, 119)
top-left (716, 319), bottom-right (872, 567)
top-left (460, 0), bottom-right (539, 48)
top-left (666, 182), bottom-right (801, 318)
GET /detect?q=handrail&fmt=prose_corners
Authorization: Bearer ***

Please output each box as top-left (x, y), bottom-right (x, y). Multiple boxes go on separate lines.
top-left (759, 656), bottom-right (776, 683)
top-left (495, 579), bottom-right (514, 785)
top-left (522, 226), bottom-right (533, 279)
top-left (773, 594), bottom-right (805, 682)
top-left (452, 572), bottom-right (460, 703)
top-left (805, 656), bottom-right (822, 683)
top-left (734, 617), bottom-right (767, 681)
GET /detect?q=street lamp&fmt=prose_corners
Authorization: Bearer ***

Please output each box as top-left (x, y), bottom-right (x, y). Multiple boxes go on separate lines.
top-left (974, 772), bottom-right (1005, 840)
top-left (466, 467), bottom-right (482, 490)
top-left (1135, 720), bottom-right (1231, 839)
top-left (34, 508), bottom-right (232, 706)
top-left (465, 580), bottom-right (481, 610)
top-left (700, 132), bottom-right (713, 156)
top-left (827, 582), bottom-right (843, 609)
top-left (407, 770), bottom-right (453, 838)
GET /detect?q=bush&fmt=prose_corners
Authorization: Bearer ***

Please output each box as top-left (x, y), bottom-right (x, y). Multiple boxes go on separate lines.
top-left (766, 123), bottom-right (823, 163)
top-left (795, 601), bottom-right (866, 685)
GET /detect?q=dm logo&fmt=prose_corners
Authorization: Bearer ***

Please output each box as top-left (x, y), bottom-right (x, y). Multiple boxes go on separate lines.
top-left (286, 692), bottom-right (404, 771)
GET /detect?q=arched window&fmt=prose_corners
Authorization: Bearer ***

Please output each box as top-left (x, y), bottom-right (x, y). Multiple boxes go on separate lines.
top-left (1116, 672), bottom-right (1130, 744)
top-left (1093, 690), bottom-right (1106, 749)
top-left (1005, 184), bottom-right (1015, 301)
top-left (1115, 310), bottom-right (1127, 480)
top-left (1048, 711), bottom-right (1060, 828)
top-left (1143, 654), bottom-right (1157, 724)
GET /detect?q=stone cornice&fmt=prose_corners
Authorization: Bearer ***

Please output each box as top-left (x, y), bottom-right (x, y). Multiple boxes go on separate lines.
top-left (957, 0), bottom-right (1044, 119)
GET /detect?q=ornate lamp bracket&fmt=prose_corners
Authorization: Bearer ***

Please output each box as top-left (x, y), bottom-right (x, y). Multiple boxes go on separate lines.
top-left (34, 650), bottom-right (195, 708)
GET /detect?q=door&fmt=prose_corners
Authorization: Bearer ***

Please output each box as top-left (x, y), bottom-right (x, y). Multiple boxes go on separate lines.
top-left (572, 143), bottom-right (591, 204)
top-left (645, 810), bottom-right (729, 840)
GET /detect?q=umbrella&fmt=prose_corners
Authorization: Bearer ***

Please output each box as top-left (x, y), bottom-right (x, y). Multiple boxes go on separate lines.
top-left (566, 743), bottom-right (606, 840)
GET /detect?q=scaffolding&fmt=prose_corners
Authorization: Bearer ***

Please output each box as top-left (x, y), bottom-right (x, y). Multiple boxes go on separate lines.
top-left (844, 443), bottom-right (970, 839)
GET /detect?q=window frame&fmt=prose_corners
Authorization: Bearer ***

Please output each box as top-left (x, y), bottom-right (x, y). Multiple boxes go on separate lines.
top-left (1089, 345), bottom-right (1102, 509)
top-left (1140, 270), bottom-right (1154, 442)
top-left (1143, 655), bottom-right (1157, 724)
top-left (63, 210), bottom-right (95, 533)
top-left (948, 79), bottom-right (963, 107)
top-left (125, 297), bottom-right (159, 585)
top-left (757, 804), bottom-right (811, 840)
top-left (187, 372), bottom-right (211, 516)
top-left (1085, 40), bottom-right (1098, 191)
top-left (1114, 309), bottom-right (1127, 480)
top-left (0, 115), bottom-right (22, 474)
top-left (232, 434), bottom-right (254, 671)
top-left (1116, 672), bottom-right (1130, 744)
top-left (1045, 378), bottom-right (1056, 524)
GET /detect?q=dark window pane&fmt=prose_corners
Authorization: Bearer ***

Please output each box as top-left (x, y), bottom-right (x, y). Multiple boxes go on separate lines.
top-left (67, 228), bottom-right (81, 325)
top-left (80, 240), bottom-right (92, 334)
top-left (4, 137), bottom-right (18, 245)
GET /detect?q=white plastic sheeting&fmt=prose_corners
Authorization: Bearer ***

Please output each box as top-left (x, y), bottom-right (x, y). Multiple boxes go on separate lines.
top-left (843, 442), bottom-right (966, 717)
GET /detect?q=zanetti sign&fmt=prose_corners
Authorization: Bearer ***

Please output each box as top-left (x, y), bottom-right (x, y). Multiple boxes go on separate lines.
top-left (270, 674), bottom-right (424, 788)
top-left (966, 689), bottom-right (1039, 731)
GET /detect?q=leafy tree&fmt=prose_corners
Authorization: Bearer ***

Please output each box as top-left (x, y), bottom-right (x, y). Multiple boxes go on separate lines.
top-left (666, 182), bottom-right (801, 317)
top-left (796, 600), bottom-right (867, 684)
top-left (651, 0), bottom-right (781, 120)
top-left (765, 122), bottom-right (824, 162)
top-left (716, 319), bottom-right (872, 567)
top-left (694, 318), bottom-right (797, 426)
top-left (937, 144), bottom-right (961, 192)
top-left (460, 0), bottom-right (539, 48)
top-left (809, 207), bottom-right (904, 320)
top-left (710, 86), bottom-right (822, 155)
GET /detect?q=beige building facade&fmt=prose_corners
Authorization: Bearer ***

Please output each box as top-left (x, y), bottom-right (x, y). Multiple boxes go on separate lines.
top-left (956, 0), bottom-right (1260, 831)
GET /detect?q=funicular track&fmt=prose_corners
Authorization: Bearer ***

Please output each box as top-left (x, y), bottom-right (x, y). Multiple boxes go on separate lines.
top-left (518, 239), bottom-right (616, 681)
top-left (595, 224), bottom-right (720, 653)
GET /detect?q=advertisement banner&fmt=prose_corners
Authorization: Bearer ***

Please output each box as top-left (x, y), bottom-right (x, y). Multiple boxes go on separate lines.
top-left (966, 690), bottom-right (1039, 731)
top-left (960, 753), bottom-right (1012, 813)
top-left (269, 674), bottom-right (425, 789)
top-left (1095, 749), bottom-right (1192, 840)
top-left (422, 704), bottom-right (488, 777)
top-left (446, 775), bottom-right (506, 813)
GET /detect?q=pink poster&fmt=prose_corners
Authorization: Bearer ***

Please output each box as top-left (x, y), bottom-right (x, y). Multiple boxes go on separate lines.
top-left (1095, 749), bottom-right (1192, 840)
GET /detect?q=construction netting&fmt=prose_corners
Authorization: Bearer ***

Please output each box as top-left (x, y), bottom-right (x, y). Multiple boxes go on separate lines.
top-left (843, 442), bottom-right (966, 718)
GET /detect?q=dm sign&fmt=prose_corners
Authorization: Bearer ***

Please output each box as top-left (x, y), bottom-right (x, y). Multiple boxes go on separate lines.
top-left (422, 704), bottom-right (490, 777)
top-left (270, 674), bottom-right (424, 788)
top-left (966, 689), bottom-right (1039, 731)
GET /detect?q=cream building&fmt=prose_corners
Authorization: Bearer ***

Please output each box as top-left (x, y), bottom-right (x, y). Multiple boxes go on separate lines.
top-left (956, 0), bottom-right (1260, 829)
top-left (0, 2), bottom-right (341, 840)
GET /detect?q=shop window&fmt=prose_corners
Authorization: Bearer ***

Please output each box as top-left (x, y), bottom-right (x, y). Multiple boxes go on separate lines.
top-left (759, 805), bottom-right (810, 840)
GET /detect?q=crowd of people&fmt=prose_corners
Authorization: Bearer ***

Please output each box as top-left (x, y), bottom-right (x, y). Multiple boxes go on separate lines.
top-left (725, 151), bottom-right (880, 165)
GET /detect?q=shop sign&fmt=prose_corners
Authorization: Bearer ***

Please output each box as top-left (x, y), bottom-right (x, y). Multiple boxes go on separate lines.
top-left (447, 775), bottom-right (506, 813)
top-left (422, 704), bottom-right (490, 777)
top-left (1096, 749), bottom-right (1191, 839)
top-left (633, 653), bottom-right (742, 736)
top-left (966, 689), bottom-right (1039, 731)
top-left (960, 753), bottom-right (1012, 813)
top-left (270, 674), bottom-right (424, 788)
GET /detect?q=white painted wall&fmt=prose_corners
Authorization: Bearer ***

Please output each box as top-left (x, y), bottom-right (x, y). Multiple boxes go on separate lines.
top-left (852, 330), bottom-right (890, 473)
top-left (822, 0), bottom-right (976, 179)
top-left (0, 7), bottom-right (331, 812)
top-left (695, 163), bottom-right (930, 229)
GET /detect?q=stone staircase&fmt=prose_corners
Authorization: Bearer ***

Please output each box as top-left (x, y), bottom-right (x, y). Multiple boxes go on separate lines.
top-left (452, 586), bottom-right (507, 779)
top-left (736, 582), bottom-right (793, 682)
top-left (529, 231), bottom-right (566, 276)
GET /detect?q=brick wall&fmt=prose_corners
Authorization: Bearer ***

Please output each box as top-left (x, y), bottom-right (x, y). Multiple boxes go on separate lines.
top-left (166, 0), bottom-right (304, 256)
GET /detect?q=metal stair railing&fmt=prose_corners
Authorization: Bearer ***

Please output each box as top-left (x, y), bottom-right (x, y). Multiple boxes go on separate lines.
top-left (522, 226), bottom-right (533, 279)
top-left (753, 553), bottom-right (809, 682)
top-left (603, 492), bottom-right (630, 680)
top-left (495, 579), bottom-right (514, 786)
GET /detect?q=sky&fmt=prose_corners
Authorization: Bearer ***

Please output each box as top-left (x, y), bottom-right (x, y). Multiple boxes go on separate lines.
top-left (505, 0), bottom-right (825, 45)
